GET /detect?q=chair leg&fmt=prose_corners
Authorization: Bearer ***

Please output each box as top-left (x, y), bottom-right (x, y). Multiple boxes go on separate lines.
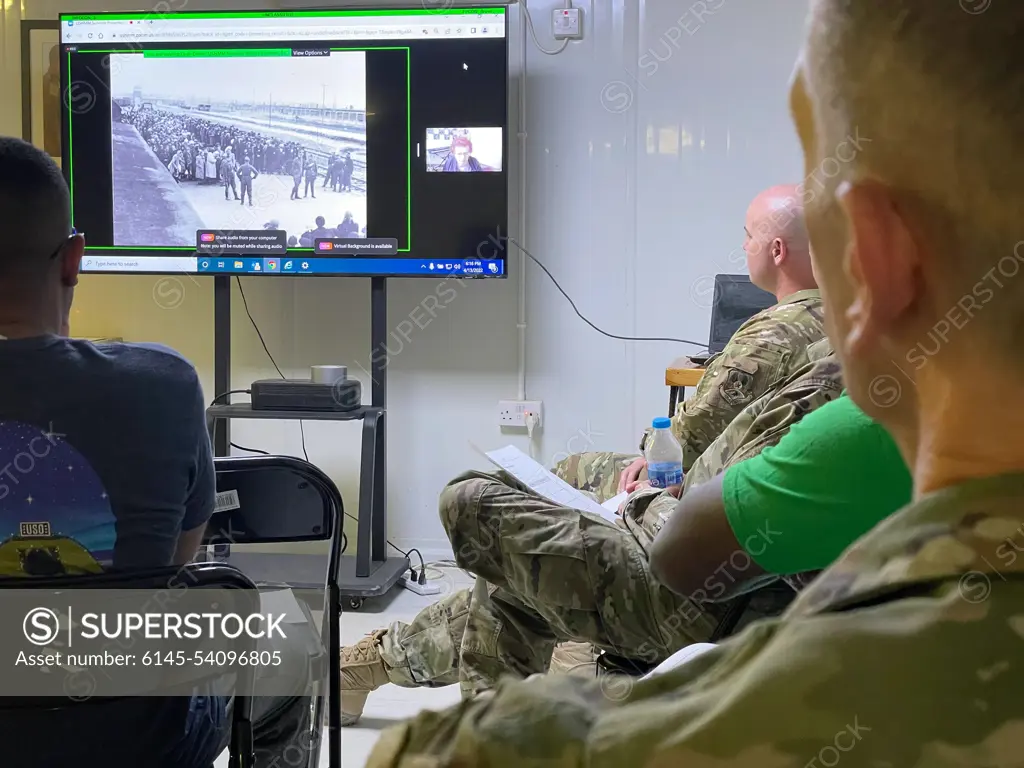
top-left (668, 386), bottom-right (683, 419)
top-left (229, 719), bottom-right (254, 768)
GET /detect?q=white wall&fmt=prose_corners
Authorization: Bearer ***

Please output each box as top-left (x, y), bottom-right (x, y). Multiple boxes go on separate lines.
top-left (2, 0), bottom-right (810, 560)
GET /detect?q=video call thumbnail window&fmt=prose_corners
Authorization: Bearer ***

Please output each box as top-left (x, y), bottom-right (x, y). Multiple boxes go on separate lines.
top-left (426, 127), bottom-right (502, 172)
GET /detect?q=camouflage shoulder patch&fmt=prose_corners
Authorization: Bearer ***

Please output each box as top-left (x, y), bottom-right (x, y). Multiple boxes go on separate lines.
top-left (668, 292), bottom-right (827, 470)
top-left (718, 360), bottom-right (758, 407)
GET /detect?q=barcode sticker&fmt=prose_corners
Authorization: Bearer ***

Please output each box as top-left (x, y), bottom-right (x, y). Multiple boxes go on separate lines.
top-left (214, 490), bottom-right (240, 512)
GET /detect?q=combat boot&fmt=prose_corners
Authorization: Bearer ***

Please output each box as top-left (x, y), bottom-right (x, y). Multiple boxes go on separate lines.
top-left (341, 629), bottom-right (391, 726)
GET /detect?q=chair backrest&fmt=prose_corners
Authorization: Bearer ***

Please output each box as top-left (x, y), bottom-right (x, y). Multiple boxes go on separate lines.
top-left (0, 562), bottom-right (259, 765)
top-left (708, 275), bottom-right (776, 354)
top-left (208, 455), bottom-right (341, 545)
top-left (209, 455), bottom-right (342, 768)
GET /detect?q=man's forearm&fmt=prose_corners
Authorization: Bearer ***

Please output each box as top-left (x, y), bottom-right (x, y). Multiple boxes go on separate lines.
top-left (173, 522), bottom-right (209, 565)
top-left (648, 474), bottom-right (764, 596)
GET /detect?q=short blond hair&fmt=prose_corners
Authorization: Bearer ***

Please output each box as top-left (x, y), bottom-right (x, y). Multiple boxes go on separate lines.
top-left (808, 0), bottom-right (1024, 339)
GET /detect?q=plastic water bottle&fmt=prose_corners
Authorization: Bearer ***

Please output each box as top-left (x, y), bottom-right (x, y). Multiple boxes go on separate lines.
top-left (645, 417), bottom-right (683, 489)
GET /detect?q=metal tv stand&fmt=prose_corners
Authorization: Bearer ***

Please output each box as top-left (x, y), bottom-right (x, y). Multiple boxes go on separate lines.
top-left (206, 275), bottom-right (407, 609)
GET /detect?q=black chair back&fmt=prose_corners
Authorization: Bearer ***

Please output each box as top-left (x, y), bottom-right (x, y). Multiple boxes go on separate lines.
top-left (208, 456), bottom-right (337, 545)
top-left (209, 456), bottom-right (344, 768)
top-left (0, 562), bottom-right (259, 768)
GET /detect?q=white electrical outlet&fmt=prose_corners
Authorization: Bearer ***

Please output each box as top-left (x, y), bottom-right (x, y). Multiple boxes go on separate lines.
top-left (552, 7), bottom-right (583, 40)
top-left (498, 400), bottom-right (543, 428)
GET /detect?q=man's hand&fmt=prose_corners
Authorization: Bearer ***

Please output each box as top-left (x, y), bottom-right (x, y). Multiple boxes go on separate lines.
top-left (618, 480), bottom-right (682, 516)
top-left (618, 457), bottom-right (647, 493)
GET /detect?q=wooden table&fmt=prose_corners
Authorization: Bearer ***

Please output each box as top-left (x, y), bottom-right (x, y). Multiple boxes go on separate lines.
top-left (665, 359), bottom-right (706, 417)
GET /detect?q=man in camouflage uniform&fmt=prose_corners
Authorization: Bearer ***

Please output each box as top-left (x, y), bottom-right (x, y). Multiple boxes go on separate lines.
top-left (367, 2), bottom-right (1024, 764)
top-left (553, 338), bottom-right (842, 671)
top-left (619, 183), bottom-right (825, 489)
top-left (340, 186), bottom-right (826, 724)
top-left (568, 183), bottom-right (826, 506)
top-left (624, 337), bottom-right (840, 558)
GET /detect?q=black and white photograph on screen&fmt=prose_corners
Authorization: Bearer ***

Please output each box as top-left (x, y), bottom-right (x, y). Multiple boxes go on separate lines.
top-left (109, 52), bottom-right (368, 248)
top-left (425, 127), bottom-right (502, 173)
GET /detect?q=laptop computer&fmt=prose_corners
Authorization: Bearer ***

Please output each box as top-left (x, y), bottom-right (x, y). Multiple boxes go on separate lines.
top-left (689, 275), bottom-right (776, 363)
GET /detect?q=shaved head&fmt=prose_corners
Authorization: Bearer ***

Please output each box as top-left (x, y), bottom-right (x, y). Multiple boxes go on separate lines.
top-left (0, 137), bottom-right (72, 279)
top-left (796, 0), bottom-right (1024, 352)
top-left (791, 1), bottom-right (1024, 482)
top-left (0, 137), bottom-right (83, 337)
top-left (742, 183), bottom-right (815, 297)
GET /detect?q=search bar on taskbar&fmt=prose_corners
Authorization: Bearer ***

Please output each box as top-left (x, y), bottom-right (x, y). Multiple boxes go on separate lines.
top-left (81, 256), bottom-right (198, 272)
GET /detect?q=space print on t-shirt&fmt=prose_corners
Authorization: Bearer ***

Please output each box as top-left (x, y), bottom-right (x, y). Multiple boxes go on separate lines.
top-left (0, 420), bottom-right (115, 576)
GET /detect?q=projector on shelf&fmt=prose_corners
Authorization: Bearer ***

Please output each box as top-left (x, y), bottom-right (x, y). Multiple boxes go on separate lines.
top-left (251, 378), bottom-right (361, 412)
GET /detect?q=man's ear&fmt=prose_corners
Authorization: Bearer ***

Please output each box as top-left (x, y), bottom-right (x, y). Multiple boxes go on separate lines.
top-left (60, 234), bottom-right (85, 288)
top-left (836, 181), bottom-right (919, 356)
top-left (771, 237), bottom-right (786, 266)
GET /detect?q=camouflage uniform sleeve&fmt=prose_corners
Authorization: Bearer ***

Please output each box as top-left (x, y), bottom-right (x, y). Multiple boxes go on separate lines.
top-left (682, 353), bottom-right (842, 493)
top-left (367, 579), bottom-right (1024, 767)
top-left (719, 356), bottom-right (844, 468)
top-left (668, 319), bottom-right (798, 470)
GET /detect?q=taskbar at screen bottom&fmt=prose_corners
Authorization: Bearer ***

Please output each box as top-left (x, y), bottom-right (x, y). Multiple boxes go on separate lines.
top-left (79, 256), bottom-right (506, 277)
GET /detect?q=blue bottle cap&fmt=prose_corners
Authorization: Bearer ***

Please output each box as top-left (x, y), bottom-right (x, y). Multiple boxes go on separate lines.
top-left (652, 417), bottom-right (671, 429)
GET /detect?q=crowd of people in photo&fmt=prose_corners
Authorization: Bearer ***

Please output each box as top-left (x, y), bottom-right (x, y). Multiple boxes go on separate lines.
top-left (118, 105), bottom-right (361, 198)
top-left (266, 213), bottom-right (365, 247)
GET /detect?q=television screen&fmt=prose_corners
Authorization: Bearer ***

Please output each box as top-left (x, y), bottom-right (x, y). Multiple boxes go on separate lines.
top-left (59, 7), bottom-right (509, 277)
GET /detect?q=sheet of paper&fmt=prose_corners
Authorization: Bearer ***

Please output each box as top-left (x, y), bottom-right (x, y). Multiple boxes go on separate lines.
top-left (602, 491), bottom-right (630, 513)
top-left (474, 444), bottom-right (620, 524)
top-left (640, 643), bottom-right (718, 680)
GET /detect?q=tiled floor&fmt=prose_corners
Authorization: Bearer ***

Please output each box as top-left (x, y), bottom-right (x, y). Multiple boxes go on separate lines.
top-left (216, 569), bottom-right (472, 768)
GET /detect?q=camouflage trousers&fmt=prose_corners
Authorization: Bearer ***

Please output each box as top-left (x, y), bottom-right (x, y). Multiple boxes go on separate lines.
top-left (377, 452), bottom-right (720, 697)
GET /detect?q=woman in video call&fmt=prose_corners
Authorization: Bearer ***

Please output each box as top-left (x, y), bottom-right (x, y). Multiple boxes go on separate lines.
top-left (442, 136), bottom-right (488, 172)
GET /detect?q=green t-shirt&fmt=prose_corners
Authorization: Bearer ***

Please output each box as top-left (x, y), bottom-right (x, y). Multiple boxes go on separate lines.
top-left (721, 393), bottom-right (912, 575)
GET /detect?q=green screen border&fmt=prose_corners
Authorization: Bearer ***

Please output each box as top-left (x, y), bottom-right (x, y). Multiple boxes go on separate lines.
top-left (69, 46), bottom-right (412, 254)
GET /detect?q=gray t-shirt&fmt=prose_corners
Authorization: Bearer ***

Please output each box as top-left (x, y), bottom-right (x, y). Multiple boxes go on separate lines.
top-left (0, 335), bottom-right (224, 766)
top-left (0, 334), bottom-right (214, 572)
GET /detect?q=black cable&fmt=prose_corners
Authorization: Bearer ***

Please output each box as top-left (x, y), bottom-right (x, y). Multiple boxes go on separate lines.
top-left (230, 442), bottom-right (269, 455)
top-left (298, 423), bottom-right (309, 463)
top-left (405, 547), bottom-right (426, 578)
top-left (340, 508), bottom-right (422, 577)
top-left (235, 277), bottom-right (285, 378)
top-left (234, 276), bottom-right (310, 462)
top-left (507, 237), bottom-right (708, 348)
top-left (211, 389), bottom-right (251, 405)
top-left (209, 392), bottom-right (265, 456)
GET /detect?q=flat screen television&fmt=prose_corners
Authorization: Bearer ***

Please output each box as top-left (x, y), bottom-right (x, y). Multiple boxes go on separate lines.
top-left (59, 7), bottom-right (509, 278)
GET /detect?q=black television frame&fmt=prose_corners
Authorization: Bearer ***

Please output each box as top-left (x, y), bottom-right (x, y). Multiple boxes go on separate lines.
top-left (57, 5), bottom-right (511, 279)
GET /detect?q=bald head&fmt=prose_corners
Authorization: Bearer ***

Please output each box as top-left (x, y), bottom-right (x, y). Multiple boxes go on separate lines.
top-left (742, 184), bottom-right (815, 298)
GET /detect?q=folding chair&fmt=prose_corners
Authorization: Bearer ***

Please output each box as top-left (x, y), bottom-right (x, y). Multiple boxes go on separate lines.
top-left (208, 455), bottom-right (344, 768)
top-left (0, 562), bottom-right (260, 768)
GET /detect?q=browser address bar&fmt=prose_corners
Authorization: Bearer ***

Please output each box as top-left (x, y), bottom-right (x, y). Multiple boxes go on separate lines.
top-left (111, 26), bottom-right (421, 41)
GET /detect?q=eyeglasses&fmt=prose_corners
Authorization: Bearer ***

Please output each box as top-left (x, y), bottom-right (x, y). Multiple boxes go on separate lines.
top-left (48, 230), bottom-right (80, 261)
